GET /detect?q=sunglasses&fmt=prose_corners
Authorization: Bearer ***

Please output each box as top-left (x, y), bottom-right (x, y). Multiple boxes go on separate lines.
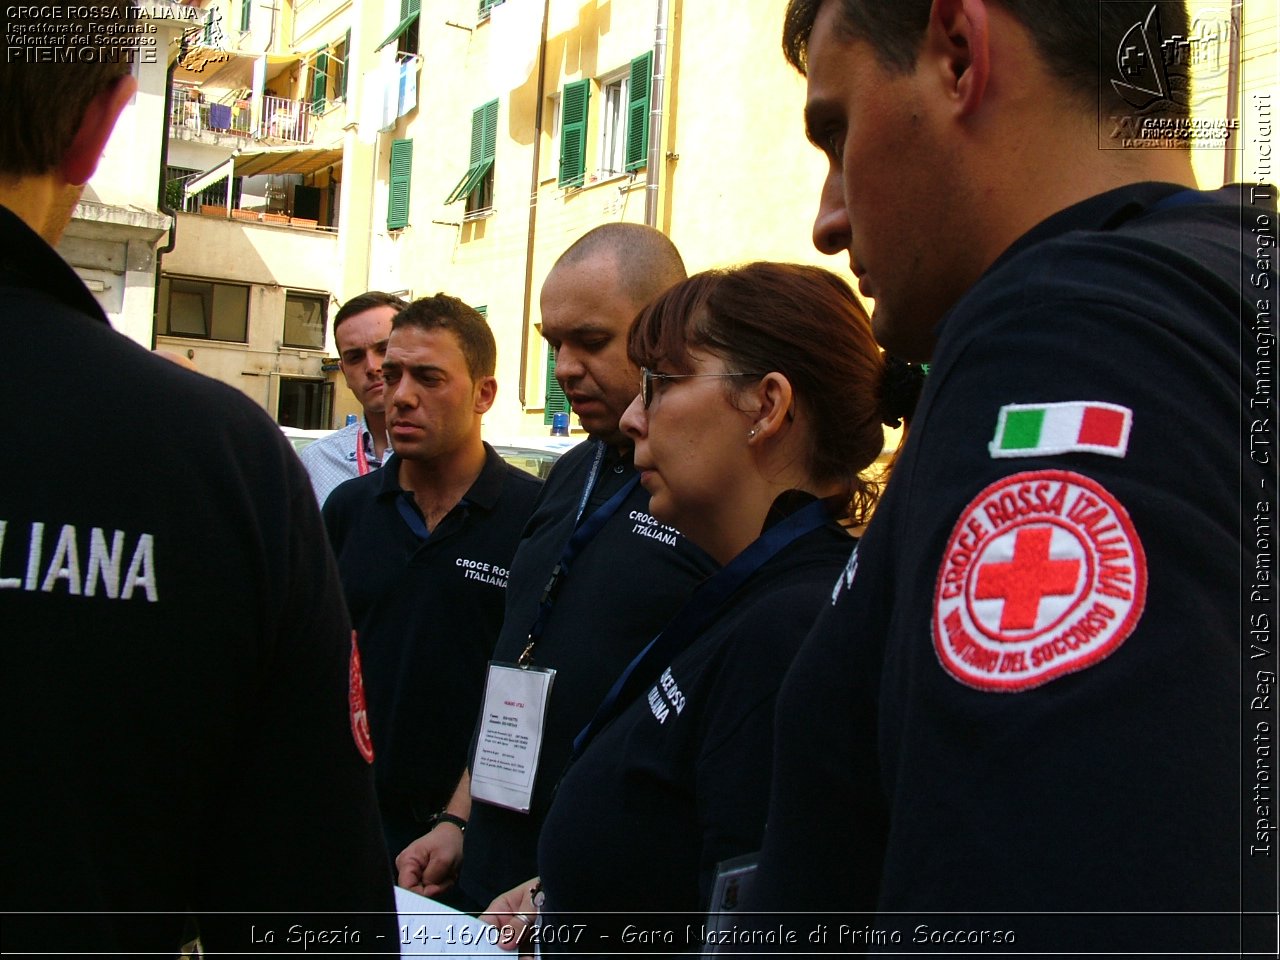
top-left (640, 367), bottom-right (762, 408)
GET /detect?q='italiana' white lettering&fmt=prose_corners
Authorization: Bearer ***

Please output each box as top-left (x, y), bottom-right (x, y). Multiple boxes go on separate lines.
top-left (0, 520), bottom-right (158, 603)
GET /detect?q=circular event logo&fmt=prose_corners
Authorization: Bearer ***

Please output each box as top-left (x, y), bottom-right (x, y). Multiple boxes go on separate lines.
top-left (933, 470), bottom-right (1147, 692)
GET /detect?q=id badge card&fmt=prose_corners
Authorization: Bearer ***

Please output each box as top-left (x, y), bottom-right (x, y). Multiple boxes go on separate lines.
top-left (702, 853), bottom-right (759, 956)
top-left (469, 662), bottom-right (556, 813)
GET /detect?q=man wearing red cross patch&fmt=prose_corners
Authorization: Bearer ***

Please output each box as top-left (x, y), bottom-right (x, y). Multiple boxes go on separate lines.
top-left (746, 0), bottom-right (1277, 951)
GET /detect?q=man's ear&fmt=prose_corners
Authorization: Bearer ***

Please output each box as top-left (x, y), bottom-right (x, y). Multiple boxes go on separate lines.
top-left (474, 376), bottom-right (498, 415)
top-left (60, 73), bottom-right (137, 186)
top-left (923, 0), bottom-right (991, 118)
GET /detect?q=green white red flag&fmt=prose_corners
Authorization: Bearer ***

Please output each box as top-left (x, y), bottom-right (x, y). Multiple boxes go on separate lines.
top-left (989, 401), bottom-right (1132, 459)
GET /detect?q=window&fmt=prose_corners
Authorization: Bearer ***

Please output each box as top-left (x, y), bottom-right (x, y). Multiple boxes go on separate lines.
top-left (388, 138), bottom-right (413, 230)
top-left (278, 378), bottom-right (333, 430)
top-left (625, 51), bottom-right (653, 172)
top-left (377, 0), bottom-right (420, 57)
top-left (543, 344), bottom-right (571, 425)
top-left (597, 71), bottom-right (627, 178)
top-left (445, 99), bottom-right (498, 216)
top-left (283, 292), bottom-right (328, 350)
top-left (239, 0), bottom-right (251, 33)
top-left (558, 79), bottom-right (589, 187)
top-left (159, 278), bottom-right (249, 342)
top-left (478, 0), bottom-right (506, 20)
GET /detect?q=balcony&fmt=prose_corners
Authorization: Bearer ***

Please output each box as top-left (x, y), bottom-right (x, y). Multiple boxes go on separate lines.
top-left (170, 88), bottom-right (317, 146)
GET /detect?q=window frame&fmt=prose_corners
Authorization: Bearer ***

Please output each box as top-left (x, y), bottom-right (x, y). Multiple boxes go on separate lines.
top-left (478, 0), bottom-right (506, 22)
top-left (282, 290), bottom-right (330, 350)
top-left (597, 68), bottom-right (629, 179)
top-left (158, 276), bottom-right (250, 343)
top-left (445, 99), bottom-right (498, 217)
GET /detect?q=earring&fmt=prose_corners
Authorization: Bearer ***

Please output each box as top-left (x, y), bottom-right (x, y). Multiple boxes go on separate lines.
top-left (747, 428), bottom-right (758, 439)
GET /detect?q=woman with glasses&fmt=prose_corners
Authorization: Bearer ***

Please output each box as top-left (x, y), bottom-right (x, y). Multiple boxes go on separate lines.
top-left (481, 261), bottom-right (921, 953)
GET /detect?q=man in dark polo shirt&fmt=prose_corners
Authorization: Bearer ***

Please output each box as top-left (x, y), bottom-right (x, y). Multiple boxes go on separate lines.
top-left (395, 223), bottom-right (718, 910)
top-left (744, 0), bottom-right (1276, 952)
top-left (323, 294), bottom-right (542, 871)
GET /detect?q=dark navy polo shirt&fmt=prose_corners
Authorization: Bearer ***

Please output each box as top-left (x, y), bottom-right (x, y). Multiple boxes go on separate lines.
top-left (748, 183), bottom-right (1276, 953)
top-left (536, 520), bottom-right (855, 953)
top-left (1, 205), bottom-right (396, 953)
top-left (458, 439), bottom-right (719, 906)
top-left (324, 444), bottom-right (542, 854)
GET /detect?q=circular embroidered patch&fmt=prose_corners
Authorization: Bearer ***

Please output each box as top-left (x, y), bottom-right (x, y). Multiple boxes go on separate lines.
top-left (349, 631), bottom-right (375, 763)
top-left (933, 470), bottom-right (1147, 692)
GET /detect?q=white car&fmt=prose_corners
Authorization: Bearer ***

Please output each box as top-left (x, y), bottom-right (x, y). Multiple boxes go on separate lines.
top-left (489, 434), bottom-right (580, 479)
top-left (280, 425), bottom-right (335, 454)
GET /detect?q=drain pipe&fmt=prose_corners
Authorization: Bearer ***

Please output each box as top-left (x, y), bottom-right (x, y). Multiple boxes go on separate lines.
top-left (518, 0), bottom-right (552, 408)
top-left (151, 34), bottom-right (183, 349)
top-left (644, 0), bottom-right (668, 227)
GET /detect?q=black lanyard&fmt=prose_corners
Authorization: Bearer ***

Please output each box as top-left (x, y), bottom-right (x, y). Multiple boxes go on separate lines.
top-left (571, 498), bottom-right (833, 758)
top-left (518, 442), bottom-right (640, 666)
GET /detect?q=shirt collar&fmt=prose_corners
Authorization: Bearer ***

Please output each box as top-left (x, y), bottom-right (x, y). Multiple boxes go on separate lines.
top-left (0, 204), bottom-right (111, 325)
top-left (982, 181), bottom-right (1193, 281)
top-left (372, 442), bottom-right (510, 509)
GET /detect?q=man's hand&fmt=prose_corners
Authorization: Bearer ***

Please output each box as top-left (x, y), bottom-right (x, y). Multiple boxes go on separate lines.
top-left (394, 824), bottom-right (464, 898)
top-left (479, 877), bottom-right (540, 956)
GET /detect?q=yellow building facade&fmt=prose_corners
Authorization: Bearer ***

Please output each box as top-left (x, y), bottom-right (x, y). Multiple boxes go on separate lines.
top-left (130, 0), bottom-right (1274, 433)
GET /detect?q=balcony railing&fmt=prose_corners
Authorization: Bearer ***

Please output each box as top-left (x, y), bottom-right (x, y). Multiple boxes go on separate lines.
top-left (260, 95), bottom-right (316, 145)
top-left (170, 88), bottom-right (315, 145)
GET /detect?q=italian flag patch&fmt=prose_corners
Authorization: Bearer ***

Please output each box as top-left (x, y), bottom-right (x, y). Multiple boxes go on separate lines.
top-left (989, 401), bottom-right (1132, 459)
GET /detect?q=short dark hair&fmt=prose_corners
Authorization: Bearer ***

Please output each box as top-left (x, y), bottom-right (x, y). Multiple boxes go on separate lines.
top-left (555, 222), bottom-right (687, 309)
top-left (782, 0), bottom-right (1191, 118)
top-left (0, 6), bottom-right (138, 177)
top-left (333, 291), bottom-right (407, 336)
top-left (628, 261), bottom-right (909, 524)
top-left (393, 294), bottom-right (497, 380)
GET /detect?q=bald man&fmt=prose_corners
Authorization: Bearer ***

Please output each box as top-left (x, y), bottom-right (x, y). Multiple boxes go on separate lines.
top-left (395, 223), bottom-right (719, 910)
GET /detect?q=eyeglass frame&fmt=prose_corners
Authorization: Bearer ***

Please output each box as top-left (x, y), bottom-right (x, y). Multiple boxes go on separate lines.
top-left (639, 366), bottom-right (763, 409)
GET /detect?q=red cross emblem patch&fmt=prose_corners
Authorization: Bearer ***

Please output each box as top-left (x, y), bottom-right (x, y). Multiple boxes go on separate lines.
top-left (933, 470), bottom-right (1147, 692)
top-left (349, 631), bottom-right (375, 763)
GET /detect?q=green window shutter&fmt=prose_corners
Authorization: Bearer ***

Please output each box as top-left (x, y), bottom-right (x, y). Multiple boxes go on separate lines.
top-left (377, 0), bottom-right (421, 52)
top-left (625, 51), bottom-right (652, 172)
top-left (445, 100), bottom-right (497, 205)
top-left (558, 80), bottom-right (589, 187)
top-left (240, 0), bottom-right (251, 32)
top-left (339, 29), bottom-right (351, 99)
top-left (311, 52), bottom-right (328, 113)
top-left (475, 305), bottom-right (488, 317)
top-left (482, 98), bottom-right (498, 161)
top-left (388, 138), bottom-right (413, 229)
top-left (543, 345), bottom-right (571, 425)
